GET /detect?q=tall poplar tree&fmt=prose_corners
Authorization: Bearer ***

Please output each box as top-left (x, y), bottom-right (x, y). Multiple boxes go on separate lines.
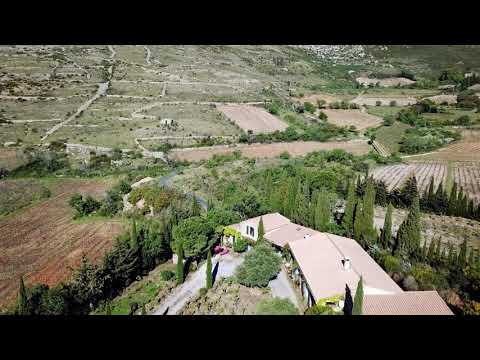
top-left (206, 249), bottom-right (213, 289)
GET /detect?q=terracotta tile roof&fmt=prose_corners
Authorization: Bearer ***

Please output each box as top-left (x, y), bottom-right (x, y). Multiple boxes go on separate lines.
top-left (363, 291), bottom-right (454, 315)
top-left (227, 212), bottom-right (291, 236)
top-left (265, 223), bottom-right (315, 248)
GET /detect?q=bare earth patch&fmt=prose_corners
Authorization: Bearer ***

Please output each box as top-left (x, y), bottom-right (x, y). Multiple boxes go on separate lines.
top-left (216, 104), bottom-right (288, 134)
top-left (0, 148), bottom-right (22, 170)
top-left (322, 109), bottom-right (383, 131)
top-left (352, 95), bottom-right (417, 107)
top-left (170, 140), bottom-right (371, 162)
top-left (294, 93), bottom-right (342, 106)
top-left (0, 178), bottom-right (126, 310)
top-left (422, 94), bottom-right (457, 105)
top-left (356, 77), bottom-right (416, 87)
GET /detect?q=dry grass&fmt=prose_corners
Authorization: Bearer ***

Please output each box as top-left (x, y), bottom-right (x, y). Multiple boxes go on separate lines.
top-left (170, 140), bottom-right (371, 162)
top-left (217, 105), bottom-right (288, 134)
top-left (322, 109), bottom-right (382, 131)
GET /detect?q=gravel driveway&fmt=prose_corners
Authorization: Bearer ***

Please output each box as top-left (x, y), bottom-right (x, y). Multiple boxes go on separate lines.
top-left (152, 253), bottom-right (244, 315)
top-left (268, 268), bottom-right (300, 309)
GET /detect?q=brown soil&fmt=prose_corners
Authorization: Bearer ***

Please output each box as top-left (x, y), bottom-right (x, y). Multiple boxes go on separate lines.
top-left (170, 140), bottom-right (371, 162)
top-left (0, 178), bottom-right (126, 310)
top-left (322, 109), bottom-right (383, 131)
top-left (216, 104), bottom-right (288, 134)
top-left (0, 148), bottom-right (21, 170)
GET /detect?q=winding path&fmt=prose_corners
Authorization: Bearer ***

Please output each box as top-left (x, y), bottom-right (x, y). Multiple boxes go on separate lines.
top-left (152, 253), bottom-right (244, 315)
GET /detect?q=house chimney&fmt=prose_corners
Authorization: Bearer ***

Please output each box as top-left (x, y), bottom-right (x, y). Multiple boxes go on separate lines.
top-left (343, 257), bottom-right (351, 270)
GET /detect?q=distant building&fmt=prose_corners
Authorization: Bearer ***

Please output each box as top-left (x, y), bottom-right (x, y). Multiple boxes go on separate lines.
top-left (224, 213), bottom-right (453, 315)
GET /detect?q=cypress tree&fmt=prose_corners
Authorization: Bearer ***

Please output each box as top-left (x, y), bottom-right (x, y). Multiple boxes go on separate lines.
top-left (455, 187), bottom-right (464, 217)
top-left (130, 219), bottom-right (138, 250)
top-left (427, 239), bottom-right (436, 262)
top-left (264, 170), bottom-right (273, 199)
top-left (315, 189), bottom-right (331, 232)
top-left (381, 203), bottom-right (393, 249)
top-left (448, 182), bottom-right (458, 216)
top-left (105, 301), bottom-right (112, 315)
top-left (283, 177), bottom-right (298, 219)
top-left (400, 176), bottom-right (418, 207)
top-left (206, 249), bottom-right (213, 289)
top-left (176, 242), bottom-right (184, 285)
top-left (468, 247), bottom-right (475, 265)
top-left (467, 199), bottom-right (475, 219)
top-left (294, 181), bottom-right (309, 226)
top-left (458, 239), bottom-right (468, 269)
top-left (353, 200), bottom-right (364, 243)
top-left (427, 176), bottom-right (435, 204)
top-left (343, 285), bottom-right (353, 315)
top-left (141, 304), bottom-right (147, 315)
top-left (396, 195), bottom-right (421, 257)
top-left (352, 276), bottom-right (364, 316)
top-left (191, 195), bottom-right (201, 216)
top-left (434, 238), bottom-right (442, 261)
top-left (433, 182), bottom-right (447, 214)
top-left (18, 275), bottom-right (28, 315)
top-left (258, 216), bottom-right (265, 242)
top-left (362, 179), bottom-right (377, 245)
top-left (342, 180), bottom-right (356, 236)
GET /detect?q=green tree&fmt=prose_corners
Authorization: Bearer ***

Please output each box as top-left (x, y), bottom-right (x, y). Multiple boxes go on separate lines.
top-left (172, 217), bottom-right (215, 258)
top-left (236, 242), bottom-right (281, 287)
top-left (18, 275), bottom-right (28, 315)
top-left (353, 200), bottom-right (364, 243)
top-left (206, 249), bottom-right (213, 289)
top-left (130, 219), bottom-right (138, 250)
top-left (342, 180), bottom-right (356, 236)
top-left (396, 195), bottom-right (422, 257)
top-left (448, 182), bottom-right (458, 216)
top-left (191, 195), bottom-right (202, 217)
top-left (381, 203), bottom-right (393, 249)
top-left (176, 242), bottom-right (184, 285)
top-left (105, 301), bottom-right (112, 315)
top-left (352, 276), bottom-right (364, 315)
top-left (362, 179), bottom-right (377, 244)
top-left (314, 189), bottom-right (332, 232)
top-left (258, 216), bottom-right (265, 242)
top-left (458, 239), bottom-right (468, 269)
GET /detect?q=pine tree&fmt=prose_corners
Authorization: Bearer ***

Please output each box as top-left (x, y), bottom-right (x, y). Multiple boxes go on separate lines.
top-left (381, 203), bottom-right (393, 249)
top-left (314, 189), bottom-right (331, 232)
top-left (18, 275), bottom-right (28, 315)
top-left (342, 180), bottom-right (356, 237)
top-left (206, 249), bottom-right (213, 289)
top-left (191, 195), bottom-right (201, 216)
top-left (448, 182), bottom-right (458, 216)
top-left (258, 216), bottom-right (265, 242)
top-left (176, 242), bottom-right (184, 285)
top-left (352, 276), bottom-right (364, 315)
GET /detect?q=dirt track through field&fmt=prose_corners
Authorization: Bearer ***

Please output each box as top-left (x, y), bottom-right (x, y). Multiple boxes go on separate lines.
top-left (170, 140), bottom-right (371, 162)
top-left (0, 179), bottom-right (125, 310)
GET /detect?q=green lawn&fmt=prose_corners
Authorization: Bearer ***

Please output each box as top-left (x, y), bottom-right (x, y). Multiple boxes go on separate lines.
top-left (375, 121), bottom-right (412, 154)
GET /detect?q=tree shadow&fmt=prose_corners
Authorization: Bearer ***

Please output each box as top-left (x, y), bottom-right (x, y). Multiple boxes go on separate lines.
top-left (211, 261), bottom-right (220, 286)
top-left (162, 307), bottom-right (169, 315)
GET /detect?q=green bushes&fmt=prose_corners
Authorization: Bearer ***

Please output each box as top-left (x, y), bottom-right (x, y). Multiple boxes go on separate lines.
top-left (279, 151), bottom-right (290, 160)
top-left (304, 101), bottom-right (316, 113)
top-left (128, 186), bottom-right (175, 212)
top-left (233, 236), bottom-right (248, 253)
top-left (69, 194), bottom-right (102, 218)
top-left (172, 216), bottom-right (215, 258)
top-left (400, 128), bottom-right (460, 154)
top-left (382, 254), bottom-right (403, 273)
top-left (256, 298), bottom-right (298, 315)
top-left (160, 270), bottom-right (175, 281)
top-left (236, 242), bottom-right (281, 287)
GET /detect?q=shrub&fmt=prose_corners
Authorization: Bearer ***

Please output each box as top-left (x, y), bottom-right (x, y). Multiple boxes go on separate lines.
top-left (305, 304), bottom-right (342, 315)
top-left (389, 100), bottom-right (397, 107)
top-left (375, 100), bottom-right (382, 107)
top-left (410, 263), bottom-right (436, 290)
top-left (199, 287), bottom-right (208, 297)
top-left (383, 115), bottom-right (395, 126)
top-left (172, 216), bottom-right (215, 258)
top-left (318, 111), bottom-right (328, 121)
top-left (256, 298), bottom-right (298, 315)
top-left (279, 151), bottom-right (290, 160)
top-left (316, 99), bottom-right (326, 109)
top-left (233, 236), bottom-right (248, 253)
top-left (236, 242), bottom-right (281, 287)
top-left (160, 270), bottom-right (175, 281)
top-left (304, 102), bottom-right (316, 113)
top-left (68, 194), bottom-right (102, 217)
top-left (382, 254), bottom-right (402, 273)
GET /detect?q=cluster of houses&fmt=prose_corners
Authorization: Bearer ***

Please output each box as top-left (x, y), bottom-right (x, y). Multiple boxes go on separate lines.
top-left (224, 213), bottom-right (453, 315)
